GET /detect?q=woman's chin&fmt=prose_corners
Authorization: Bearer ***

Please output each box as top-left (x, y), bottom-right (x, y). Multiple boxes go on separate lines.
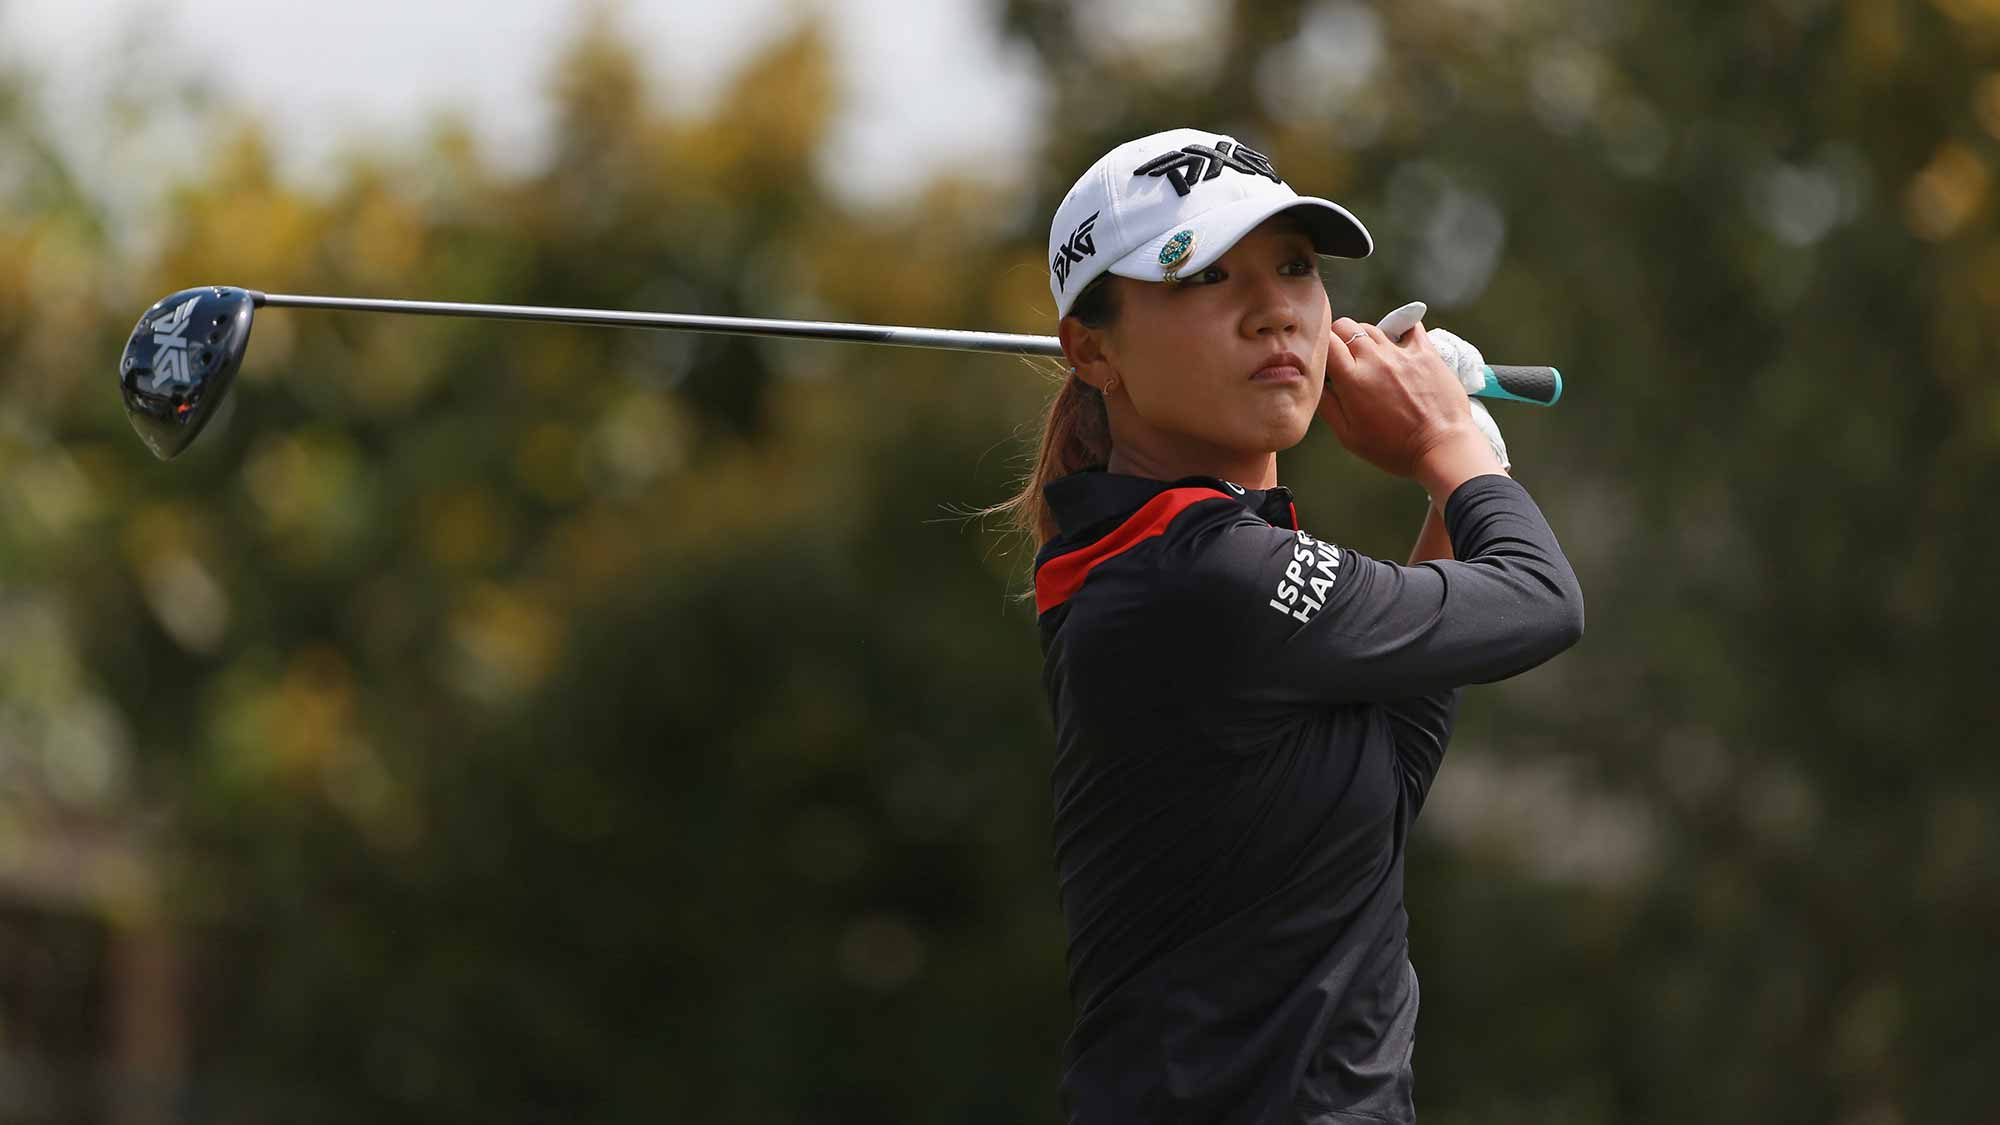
top-left (1249, 402), bottom-right (1317, 453)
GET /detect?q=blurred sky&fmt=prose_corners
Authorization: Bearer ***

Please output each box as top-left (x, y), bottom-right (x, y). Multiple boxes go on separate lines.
top-left (1, 0), bottom-right (1046, 207)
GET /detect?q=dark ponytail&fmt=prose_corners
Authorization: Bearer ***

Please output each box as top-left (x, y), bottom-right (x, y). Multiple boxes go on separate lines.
top-left (988, 277), bottom-right (1121, 548)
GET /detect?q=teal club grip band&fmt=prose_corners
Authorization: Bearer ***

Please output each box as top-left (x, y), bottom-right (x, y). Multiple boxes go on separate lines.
top-left (1475, 365), bottom-right (1562, 407)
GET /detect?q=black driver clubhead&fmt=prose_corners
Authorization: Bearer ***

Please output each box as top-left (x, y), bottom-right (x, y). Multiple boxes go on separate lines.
top-left (119, 286), bottom-right (257, 460)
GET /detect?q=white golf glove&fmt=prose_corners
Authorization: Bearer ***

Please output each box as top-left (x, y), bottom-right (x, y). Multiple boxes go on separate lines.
top-left (1427, 328), bottom-right (1509, 471)
top-left (1376, 302), bottom-right (1509, 471)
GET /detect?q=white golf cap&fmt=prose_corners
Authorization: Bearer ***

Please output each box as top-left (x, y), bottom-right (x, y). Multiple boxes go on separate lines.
top-left (1047, 127), bottom-right (1372, 320)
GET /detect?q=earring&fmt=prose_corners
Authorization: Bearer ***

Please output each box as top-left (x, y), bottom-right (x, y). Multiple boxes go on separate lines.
top-left (1104, 375), bottom-right (1119, 394)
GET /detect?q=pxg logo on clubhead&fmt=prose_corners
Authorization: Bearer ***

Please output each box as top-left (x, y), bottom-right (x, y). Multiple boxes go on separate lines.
top-left (119, 286), bottom-right (256, 460)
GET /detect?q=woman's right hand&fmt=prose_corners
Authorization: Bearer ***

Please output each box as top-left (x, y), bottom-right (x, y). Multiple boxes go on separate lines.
top-left (1316, 315), bottom-right (1504, 499)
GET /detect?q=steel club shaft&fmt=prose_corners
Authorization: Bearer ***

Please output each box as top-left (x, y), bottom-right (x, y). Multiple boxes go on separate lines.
top-left (255, 292), bottom-right (1064, 358)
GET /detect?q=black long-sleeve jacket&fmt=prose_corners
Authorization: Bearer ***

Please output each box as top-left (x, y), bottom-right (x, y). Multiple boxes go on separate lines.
top-left (1033, 470), bottom-right (1583, 1124)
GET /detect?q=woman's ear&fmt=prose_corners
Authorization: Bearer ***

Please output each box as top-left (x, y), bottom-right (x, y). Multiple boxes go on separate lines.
top-left (1058, 316), bottom-right (1115, 393)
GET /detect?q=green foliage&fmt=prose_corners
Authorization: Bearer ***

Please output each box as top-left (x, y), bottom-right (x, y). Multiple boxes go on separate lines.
top-left (2, 2), bottom-right (1997, 1121)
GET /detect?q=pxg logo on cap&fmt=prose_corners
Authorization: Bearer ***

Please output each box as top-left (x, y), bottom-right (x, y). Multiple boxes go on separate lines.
top-left (1047, 128), bottom-right (1374, 320)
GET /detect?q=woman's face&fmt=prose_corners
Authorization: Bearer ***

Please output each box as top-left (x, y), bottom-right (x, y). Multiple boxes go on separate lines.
top-left (1081, 216), bottom-right (1332, 471)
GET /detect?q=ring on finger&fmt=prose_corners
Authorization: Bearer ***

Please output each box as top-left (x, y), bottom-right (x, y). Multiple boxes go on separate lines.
top-left (1346, 331), bottom-right (1369, 345)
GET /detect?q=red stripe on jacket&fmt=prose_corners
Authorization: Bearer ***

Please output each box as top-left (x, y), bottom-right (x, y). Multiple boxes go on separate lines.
top-left (1034, 487), bottom-right (1230, 614)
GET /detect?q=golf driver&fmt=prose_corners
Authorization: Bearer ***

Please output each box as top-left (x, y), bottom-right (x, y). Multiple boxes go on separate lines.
top-left (117, 287), bottom-right (1564, 460)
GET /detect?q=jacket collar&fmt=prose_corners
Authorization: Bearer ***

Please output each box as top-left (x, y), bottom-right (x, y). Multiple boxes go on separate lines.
top-left (1044, 467), bottom-right (1298, 541)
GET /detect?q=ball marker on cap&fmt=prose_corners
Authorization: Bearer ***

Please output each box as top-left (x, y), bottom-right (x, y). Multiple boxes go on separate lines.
top-left (1158, 230), bottom-right (1197, 282)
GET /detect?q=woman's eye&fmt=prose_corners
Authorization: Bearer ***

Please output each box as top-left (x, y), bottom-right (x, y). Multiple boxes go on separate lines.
top-left (1170, 267), bottom-right (1225, 288)
top-left (1178, 258), bottom-right (1314, 287)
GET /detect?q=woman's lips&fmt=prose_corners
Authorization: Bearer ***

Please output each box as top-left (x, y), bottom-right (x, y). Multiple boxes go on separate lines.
top-left (1251, 351), bottom-right (1308, 382)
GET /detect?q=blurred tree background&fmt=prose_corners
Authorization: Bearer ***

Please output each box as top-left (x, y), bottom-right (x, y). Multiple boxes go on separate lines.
top-left (2, 0), bottom-right (1997, 1122)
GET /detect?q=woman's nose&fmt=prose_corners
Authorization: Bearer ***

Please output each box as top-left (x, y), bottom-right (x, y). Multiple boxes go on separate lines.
top-left (1244, 277), bottom-right (1299, 337)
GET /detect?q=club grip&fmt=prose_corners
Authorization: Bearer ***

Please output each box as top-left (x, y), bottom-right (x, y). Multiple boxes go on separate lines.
top-left (1475, 365), bottom-right (1562, 407)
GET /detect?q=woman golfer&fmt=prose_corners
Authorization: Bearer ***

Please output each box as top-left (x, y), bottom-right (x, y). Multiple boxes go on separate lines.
top-left (1010, 129), bottom-right (1584, 1123)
